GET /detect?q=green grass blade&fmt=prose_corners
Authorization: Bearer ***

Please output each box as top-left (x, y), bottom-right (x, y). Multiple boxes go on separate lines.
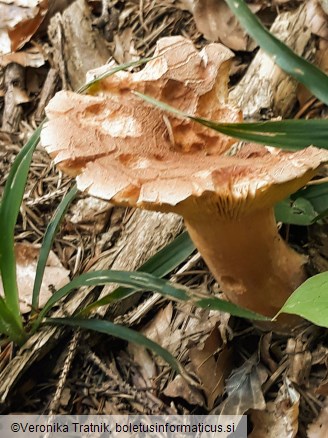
top-left (36, 270), bottom-right (267, 325)
top-left (0, 296), bottom-right (27, 345)
top-left (31, 184), bottom-right (78, 311)
top-left (277, 272), bottom-right (328, 327)
top-left (134, 92), bottom-right (328, 150)
top-left (0, 124), bottom-right (42, 324)
top-left (78, 56), bottom-right (156, 94)
top-left (47, 317), bottom-right (187, 376)
top-left (136, 231), bottom-right (195, 277)
top-left (82, 231), bottom-right (195, 314)
top-left (225, 0), bottom-right (328, 105)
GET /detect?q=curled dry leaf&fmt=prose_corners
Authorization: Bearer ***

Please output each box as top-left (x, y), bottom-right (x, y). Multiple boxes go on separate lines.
top-left (249, 380), bottom-right (300, 438)
top-left (0, 243), bottom-right (70, 313)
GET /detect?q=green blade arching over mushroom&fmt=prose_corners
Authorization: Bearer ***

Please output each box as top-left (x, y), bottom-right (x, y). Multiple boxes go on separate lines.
top-left (41, 36), bottom-right (328, 320)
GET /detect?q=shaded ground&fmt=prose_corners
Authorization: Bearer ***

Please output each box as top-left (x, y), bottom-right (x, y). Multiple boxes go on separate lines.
top-left (0, 0), bottom-right (328, 436)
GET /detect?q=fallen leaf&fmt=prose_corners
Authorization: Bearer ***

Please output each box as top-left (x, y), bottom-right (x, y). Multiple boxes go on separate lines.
top-left (184, 0), bottom-right (259, 50)
top-left (189, 325), bottom-right (232, 409)
top-left (0, 0), bottom-right (48, 54)
top-left (218, 355), bottom-right (268, 415)
top-left (0, 46), bottom-right (45, 67)
top-left (0, 243), bottom-right (70, 313)
top-left (164, 374), bottom-right (205, 406)
top-left (128, 342), bottom-right (157, 389)
top-left (307, 398), bottom-right (328, 438)
top-left (286, 337), bottom-right (312, 385)
top-left (249, 379), bottom-right (300, 438)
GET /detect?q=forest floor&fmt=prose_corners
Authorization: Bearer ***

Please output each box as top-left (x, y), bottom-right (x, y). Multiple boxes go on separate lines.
top-left (0, 0), bottom-right (328, 436)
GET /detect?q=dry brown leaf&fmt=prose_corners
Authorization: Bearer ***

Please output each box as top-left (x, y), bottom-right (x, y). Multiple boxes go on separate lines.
top-left (218, 355), bottom-right (268, 415)
top-left (0, 45), bottom-right (45, 67)
top-left (189, 326), bottom-right (232, 409)
top-left (286, 337), bottom-right (312, 385)
top-left (184, 0), bottom-right (258, 50)
top-left (164, 374), bottom-right (205, 406)
top-left (0, 0), bottom-right (48, 54)
top-left (128, 343), bottom-right (157, 389)
top-left (249, 380), bottom-right (300, 438)
top-left (0, 243), bottom-right (70, 313)
top-left (307, 399), bottom-right (328, 438)
top-left (138, 300), bottom-right (225, 360)
top-left (142, 302), bottom-right (173, 346)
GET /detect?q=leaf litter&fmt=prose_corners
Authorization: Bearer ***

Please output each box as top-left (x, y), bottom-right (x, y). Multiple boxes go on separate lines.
top-left (0, 1), bottom-right (327, 436)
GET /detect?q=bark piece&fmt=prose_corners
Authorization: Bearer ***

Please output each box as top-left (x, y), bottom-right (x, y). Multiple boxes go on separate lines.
top-left (230, 4), bottom-right (313, 118)
top-left (35, 68), bottom-right (60, 122)
top-left (47, 0), bottom-right (111, 90)
top-left (2, 63), bottom-right (28, 132)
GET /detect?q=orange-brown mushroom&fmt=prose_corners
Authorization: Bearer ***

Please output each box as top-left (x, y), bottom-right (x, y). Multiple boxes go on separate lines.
top-left (41, 36), bottom-right (328, 318)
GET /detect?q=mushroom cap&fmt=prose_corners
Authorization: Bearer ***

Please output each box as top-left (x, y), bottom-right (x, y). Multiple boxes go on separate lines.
top-left (41, 36), bottom-right (328, 220)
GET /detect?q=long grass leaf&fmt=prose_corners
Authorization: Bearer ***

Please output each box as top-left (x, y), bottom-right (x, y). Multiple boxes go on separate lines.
top-left (0, 296), bottom-right (26, 345)
top-left (32, 184), bottom-right (78, 311)
top-left (0, 124), bottom-right (42, 323)
top-left (82, 231), bottom-right (195, 314)
top-left (135, 92), bottom-right (328, 150)
top-left (36, 270), bottom-right (267, 325)
top-left (225, 0), bottom-right (328, 105)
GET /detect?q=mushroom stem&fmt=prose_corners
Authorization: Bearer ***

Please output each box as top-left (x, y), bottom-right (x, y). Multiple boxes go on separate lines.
top-left (184, 207), bottom-right (307, 317)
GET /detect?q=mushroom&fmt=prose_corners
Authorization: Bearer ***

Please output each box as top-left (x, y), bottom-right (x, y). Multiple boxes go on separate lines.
top-left (41, 36), bottom-right (328, 319)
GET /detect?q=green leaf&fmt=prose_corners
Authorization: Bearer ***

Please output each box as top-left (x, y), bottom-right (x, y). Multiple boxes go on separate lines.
top-left (224, 0), bottom-right (328, 105)
top-left (275, 197), bottom-right (318, 225)
top-left (299, 183), bottom-right (328, 217)
top-left (134, 92), bottom-right (328, 150)
top-left (36, 270), bottom-right (268, 325)
top-left (82, 231), bottom-right (195, 313)
top-left (277, 272), bottom-right (328, 327)
top-left (32, 184), bottom-right (78, 311)
top-left (47, 317), bottom-right (187, 377)
top-left (0, 124), bottom-right (43, 325)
